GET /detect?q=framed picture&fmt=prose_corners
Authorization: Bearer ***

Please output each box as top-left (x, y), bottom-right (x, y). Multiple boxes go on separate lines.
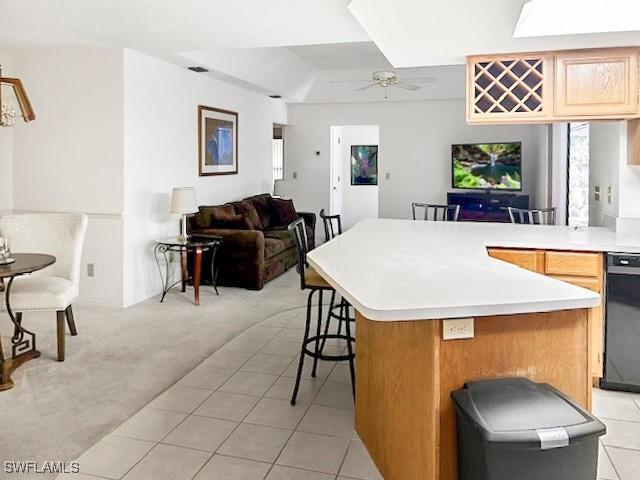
top-left (199, 105), bottom-right (238, 176)
top-left (351, 145), bottom-right (378, 185)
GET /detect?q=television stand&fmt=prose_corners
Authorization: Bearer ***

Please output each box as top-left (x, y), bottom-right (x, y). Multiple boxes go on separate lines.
top-left (447, 191), bottom-right (529, 223)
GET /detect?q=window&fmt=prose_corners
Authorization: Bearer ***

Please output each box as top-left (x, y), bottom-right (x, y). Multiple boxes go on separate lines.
top-left (567, 122), bottom-right (590, 227)
top-left (273, 126), bottom-right (284, 181)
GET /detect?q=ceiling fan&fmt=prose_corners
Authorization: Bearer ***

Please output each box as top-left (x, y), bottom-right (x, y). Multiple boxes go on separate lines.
top-left (331, 71), bottom-right (436, 99)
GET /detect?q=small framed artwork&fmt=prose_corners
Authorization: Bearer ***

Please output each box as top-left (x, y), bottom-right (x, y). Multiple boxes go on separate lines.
top-left (351, 145), bottom-right (378, 185)
top-left (199, 105), bottom-right (238, 176)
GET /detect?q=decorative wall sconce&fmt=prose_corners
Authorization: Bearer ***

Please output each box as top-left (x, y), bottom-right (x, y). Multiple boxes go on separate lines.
top-left (0, 66), bottom-right (35, 127)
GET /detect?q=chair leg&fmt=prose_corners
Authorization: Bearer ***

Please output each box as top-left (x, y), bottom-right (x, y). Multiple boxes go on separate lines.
top-left (291, 289), bottom-right (314, 406)
top-left (311, 289), bottom-right (324, 378)
top-left (65, 305), bottom-right (77, 336)
top-left (319, 290), bottom-right (336, 354)
top-left (13, 312), bottom-right (22, 337)
top-left (343, 302), bottom-right (356, 399)
top-left (56, 311), bottom-right (66, 362)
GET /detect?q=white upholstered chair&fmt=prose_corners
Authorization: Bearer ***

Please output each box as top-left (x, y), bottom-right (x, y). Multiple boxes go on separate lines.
top-left (0, 214), bottom-right (88, 361)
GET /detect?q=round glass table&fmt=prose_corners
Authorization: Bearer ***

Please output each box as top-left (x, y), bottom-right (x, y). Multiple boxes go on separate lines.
top-left (1, 253), bottom-right (56, 391)
top-left (154, 236), bottom-right (223, 305)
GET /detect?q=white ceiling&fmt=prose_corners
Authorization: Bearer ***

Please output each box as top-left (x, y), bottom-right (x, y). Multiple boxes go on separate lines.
top-left (287, 42), bottom-right (391, 70)
top-left (349, 0), bottom-right (640, 67)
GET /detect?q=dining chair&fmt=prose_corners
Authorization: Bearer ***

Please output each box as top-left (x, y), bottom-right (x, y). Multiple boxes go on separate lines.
top-left (507, 207), bottom-right (557, 225)
top-left (412, 203), bottom-right (461, 221)
top-left (0, 213), bottom-right (88, 361)
top-left (288, 217), bottom-right (355, 405)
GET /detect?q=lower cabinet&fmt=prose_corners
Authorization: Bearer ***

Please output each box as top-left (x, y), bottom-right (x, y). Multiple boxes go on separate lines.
top-left (488, 248), bottom-right (604, 379)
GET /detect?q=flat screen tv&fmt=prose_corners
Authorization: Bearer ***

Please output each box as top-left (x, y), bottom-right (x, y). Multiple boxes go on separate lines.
top-left (452, 142), bottom-right (522, 191)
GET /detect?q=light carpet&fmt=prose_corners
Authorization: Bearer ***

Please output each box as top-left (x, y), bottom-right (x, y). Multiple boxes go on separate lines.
top-left (0, 271), bottom-right (307, 479)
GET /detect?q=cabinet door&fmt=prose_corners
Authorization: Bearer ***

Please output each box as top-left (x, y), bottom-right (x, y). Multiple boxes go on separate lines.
top-left (545, 250), bottom-right (602, 277)
top-left (549, 275), bottom-right (604, 379)
top-left (487, 248), bottom-right (544, 273)
top-left (555, 49), bottom-right (639, 117)
top-left (467, 54), bottom-right (553, 123)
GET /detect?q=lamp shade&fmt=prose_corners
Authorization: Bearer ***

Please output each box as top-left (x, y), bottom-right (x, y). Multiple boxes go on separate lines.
top-left (170, 187), bottom-right (199, 214)
top-left (273, 179), bottom-right (287, 197)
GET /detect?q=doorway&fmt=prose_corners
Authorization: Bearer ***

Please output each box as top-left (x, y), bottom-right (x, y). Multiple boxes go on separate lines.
top-left (329, 125), bottom-right (380, 230)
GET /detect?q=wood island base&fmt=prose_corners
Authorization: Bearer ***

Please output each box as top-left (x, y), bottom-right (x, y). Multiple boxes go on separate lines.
top-left (354, 308), bottom-right (591, 480)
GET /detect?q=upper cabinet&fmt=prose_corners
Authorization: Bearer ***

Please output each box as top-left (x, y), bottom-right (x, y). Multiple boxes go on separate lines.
top-left (467, 47), bottom-right (640, 124)
top-left (555, 49), bottom-right (638, 117)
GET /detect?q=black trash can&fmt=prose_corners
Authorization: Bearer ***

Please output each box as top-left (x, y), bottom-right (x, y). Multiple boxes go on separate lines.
top-left (451, 377), bottom-right (606, 480)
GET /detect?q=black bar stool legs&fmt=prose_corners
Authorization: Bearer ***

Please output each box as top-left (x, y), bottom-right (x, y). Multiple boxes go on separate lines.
top-left (290, 287), bottom-right (356, 406)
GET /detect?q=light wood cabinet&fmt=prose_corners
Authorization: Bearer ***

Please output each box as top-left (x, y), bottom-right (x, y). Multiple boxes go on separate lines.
top-left (488, 248), bottom-right (605, 378)
top-left (555, 49), bottom-right (638, 117)
top-left (467, 47), bottom-right (640, 124)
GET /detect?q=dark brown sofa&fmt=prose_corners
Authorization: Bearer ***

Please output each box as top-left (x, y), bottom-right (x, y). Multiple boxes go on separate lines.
top-left (187, 193), bottom-right (315, 290)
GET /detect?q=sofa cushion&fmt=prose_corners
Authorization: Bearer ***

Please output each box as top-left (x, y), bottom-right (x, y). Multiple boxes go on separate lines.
top-left (212, 213), bottom-right (252, 230)
top-left (264, 237), bottom-right (286, 258)
top-left (248, 194), bottom-right (273, 230)
top-left (264, 229), bottom-right (295, 250)
top-left (193, 204), bottom-right (240, 230)
top-left (232, 200), bottom-right (263, 230)
top-left (192, 206), bottom-right (218, 229)
top-left (271, 198), bottom-right (298, 227)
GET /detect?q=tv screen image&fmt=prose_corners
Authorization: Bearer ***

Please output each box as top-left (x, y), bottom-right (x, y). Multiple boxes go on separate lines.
top-left (452, 142), bottom-right (522, 190)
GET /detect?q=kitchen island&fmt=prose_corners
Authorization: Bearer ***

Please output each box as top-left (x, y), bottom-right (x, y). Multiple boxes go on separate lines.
top-left (306, 219), bottom-right (620, 480)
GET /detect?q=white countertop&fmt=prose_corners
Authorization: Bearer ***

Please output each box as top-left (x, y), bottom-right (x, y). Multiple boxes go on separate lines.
top-left (306, 219), bottom-right (637, 321)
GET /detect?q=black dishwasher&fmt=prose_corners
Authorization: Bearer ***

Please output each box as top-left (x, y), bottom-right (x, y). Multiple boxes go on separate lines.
top-left (601, 253), bottom-right (640, 392)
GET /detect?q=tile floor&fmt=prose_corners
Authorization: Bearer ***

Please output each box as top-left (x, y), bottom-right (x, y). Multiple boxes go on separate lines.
top-left (57, 307), bottom-right (640, 480)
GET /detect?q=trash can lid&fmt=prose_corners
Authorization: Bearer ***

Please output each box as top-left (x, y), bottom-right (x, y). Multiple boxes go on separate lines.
top-left (451, 378), bottom-right (606, 448)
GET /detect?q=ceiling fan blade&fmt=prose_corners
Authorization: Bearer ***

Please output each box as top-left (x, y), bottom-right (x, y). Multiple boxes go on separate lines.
top-left (330, 79), bottom-right (372, 84)
top-left (393, 82), bottom-right (421, 91)
top-left (356, 83), bottom-right (377, 91)
top-left (399, 77), bottom-right (437, 83)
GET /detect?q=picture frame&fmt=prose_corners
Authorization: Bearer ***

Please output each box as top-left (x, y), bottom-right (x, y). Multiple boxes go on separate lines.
top-left (198, 105), bottom-right (238, 176)
top-left (350, 145), bottom-right (378, 186)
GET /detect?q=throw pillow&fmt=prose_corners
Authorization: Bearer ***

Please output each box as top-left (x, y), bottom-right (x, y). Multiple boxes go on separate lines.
top-left (191, 206), bottom-right (216, 230)
top-left (248, 194), bottom-right (273, 230)
top-left (232, 200), bottom-right (263, 230)
top-left (212, 213), bottom-right (251, 230)
top-left (271, 198), bottom-right (298, 226)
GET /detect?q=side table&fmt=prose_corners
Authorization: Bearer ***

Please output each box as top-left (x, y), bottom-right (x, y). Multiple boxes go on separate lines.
top-left (154, 236), bottom-right (222, 306)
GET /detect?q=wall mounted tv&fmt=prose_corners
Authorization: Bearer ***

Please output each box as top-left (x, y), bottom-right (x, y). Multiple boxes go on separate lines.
top-left (452, 142), bottom-right (522, 191)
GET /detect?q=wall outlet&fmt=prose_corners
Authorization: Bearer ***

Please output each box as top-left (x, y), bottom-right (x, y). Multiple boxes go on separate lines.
top-left (443, 318), bottom-right (474, 340)
top-left (608, 186), bottom-right (613, 204)
top-left (594, 186), bottom-right (600, 202)
top-left (87, 263), bottom-right (95, 277)
top-left (292, 171), bottom-right (298, 179)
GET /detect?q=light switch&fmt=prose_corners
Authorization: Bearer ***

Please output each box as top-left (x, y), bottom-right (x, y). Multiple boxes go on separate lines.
top-left (594, 186), bottom-right (600, 202)
top-left (608, 186), bottom-right (613, 204)
top-left (385, 172), bottom-right (391, 180)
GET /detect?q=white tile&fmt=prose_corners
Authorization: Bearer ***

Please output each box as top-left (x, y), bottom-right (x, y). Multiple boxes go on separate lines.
top-left (202, 350), bottom-right (254, 370)
top-left (313, 382), bottom-right (354, 410)
top-left (244, 397), bottom-right (309, 430)
top-left (220, 371), bottom-right (279, 396)
top-left (607, 447), bottom-right (640, 480)
top-left (162, 416), bottom-right (237, 452)
top-left (265, 465), bottom-right (334, 480)
top-left (339, 440), bottom-right (383, 480)
top-left (259, 338), bottom-right (302, 358)
top-left (265, 376), bottom-right (323, 403)
top-left (177, 366), bottom-right (235, 390)
top-left (218, 423), bottom-right (291, 463)
top-left (602, 418), bottom-right (640, 450)
top-left (77, 434), bottom-right (155, 479)
top-left (276, 432), bottom-right (350, 474)
top-left (122, 444), bottom-right (210, 480)
top-left (148, 385), bottom-right (212, 413)
top-left (275, 328), bottom-right (306, 343)
top-left (225, 335), bottom-right (270, 354)
top-left (113, 407), bottom-right (186, 442)
top-left (241, 354), bottom-right (292, 376)
top-left (56, 474), bottom-right (105, 480)
top-left (327, 364), bottom-right (355, 385)
top-left (195, 391), bottom-right (260, 421)
top-left (261, 311), bottom-right (298, 328)
top-left (598, 446), bottom-right (619, 480)
top-left (282, 357), bottom-right (335, 382)
top-left (298, 405), bottom-right (355, 439)
top-left (244, 325), bottom-right (283, 339)
top-left (194, 455), bottom-right (271, 480)
top-left (594, 389), bottom-right (640, 422)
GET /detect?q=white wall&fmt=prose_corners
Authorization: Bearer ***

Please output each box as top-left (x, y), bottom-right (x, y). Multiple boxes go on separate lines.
top-left (589, 122), bottom-right (621, 227)
top-left (0, 52), bottom-right (15, 212)
top-left (9, 48), bottom-right (125, 306)
top-left (122, 49), bottom-right (287, 306)
top-left (332, 125), bottom-right (379, 230)
top-left (286, 100), bottom-right (548, 222)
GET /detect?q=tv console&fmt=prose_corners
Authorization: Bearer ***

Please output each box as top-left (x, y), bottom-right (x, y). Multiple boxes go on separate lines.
top-left (447, 191), bottom-right (529, 223)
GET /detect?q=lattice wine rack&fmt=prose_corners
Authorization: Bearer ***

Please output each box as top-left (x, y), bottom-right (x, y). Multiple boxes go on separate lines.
top-left (468, 55), bottom-right (551, 121)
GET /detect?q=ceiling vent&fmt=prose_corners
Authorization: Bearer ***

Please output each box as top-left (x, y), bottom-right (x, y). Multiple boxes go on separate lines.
top-left (269, 95), bottom-right (282, 99)
top-left (187, 66), bottom-right (209, 73)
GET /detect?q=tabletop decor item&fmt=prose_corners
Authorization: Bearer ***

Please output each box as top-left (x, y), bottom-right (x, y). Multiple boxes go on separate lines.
top-left (0, 237), bottom-right (14, 265)
top-left (198, 105), bottom-right (238, 176)
top-left (351, 145), bottom-right (378, 185)
top-left (170, 187), bottom-right (199, 240)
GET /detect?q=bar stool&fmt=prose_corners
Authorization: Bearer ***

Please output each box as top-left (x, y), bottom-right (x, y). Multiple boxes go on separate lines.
top-left (507, 207), bottom-right (557, 225)
top-left (412, 203), bottom-right (460, 221)
top-left (318, 209), bottom-right (354, 347)
top-left (288, 218), bottom-right (355, 405)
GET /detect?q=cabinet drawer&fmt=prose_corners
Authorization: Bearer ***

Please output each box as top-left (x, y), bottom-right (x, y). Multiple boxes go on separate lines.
top-left (548, 275), bottom-right (601, 293)
top-left (545, 251), bottom-right (601, 277)
top-left (488, 248), bottom-right (543, 273)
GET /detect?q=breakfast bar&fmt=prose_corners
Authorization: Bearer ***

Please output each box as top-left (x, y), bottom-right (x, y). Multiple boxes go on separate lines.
top-left (305, 219), bottom-right (631, 480)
